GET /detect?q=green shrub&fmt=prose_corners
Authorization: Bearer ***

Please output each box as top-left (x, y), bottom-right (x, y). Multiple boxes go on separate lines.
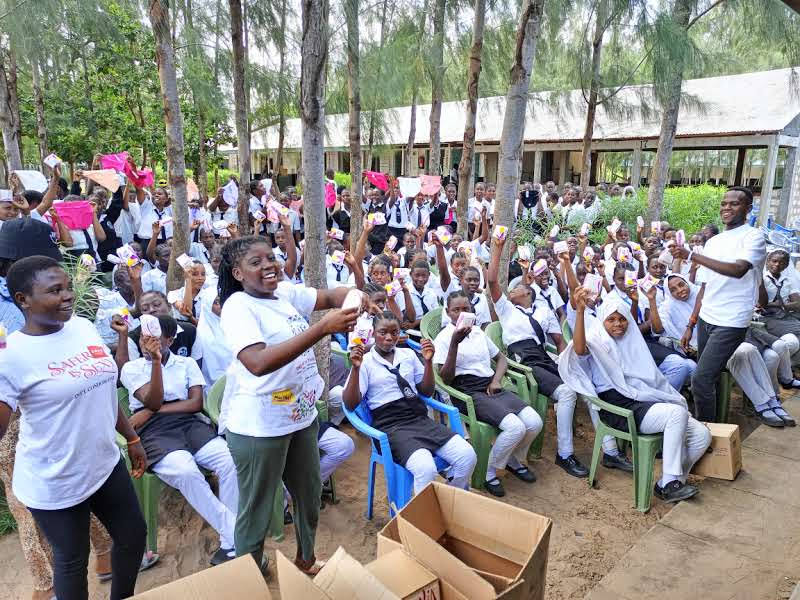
top-left (0, 489), bottom-right (16, 535)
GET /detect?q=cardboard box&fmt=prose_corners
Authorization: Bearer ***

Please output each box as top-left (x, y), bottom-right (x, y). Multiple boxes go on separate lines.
top-left (131, 556), bottom-right (271, 599)
top-left (691, 422), bottom-right (741, 480)
top-left (277, 547), bottom-right (398, 599)
top-left (367, 550), bottom-right (441, 600)
top-left (377, 482), bottom-right (552, 600)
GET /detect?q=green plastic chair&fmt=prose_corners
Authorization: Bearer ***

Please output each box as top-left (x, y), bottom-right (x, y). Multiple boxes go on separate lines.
top-left (587, 395), bottom-right (663, 513)
top-left (420, 308), bottom-right (533, 489)
top-left (561, 319), bottom-right (573, 343)
top-left (484, 321), bottom-right (548, 458)
top-left (716, 370), bottom-right (733, 423)
top-left (116, 388), bottom-right (161, 553)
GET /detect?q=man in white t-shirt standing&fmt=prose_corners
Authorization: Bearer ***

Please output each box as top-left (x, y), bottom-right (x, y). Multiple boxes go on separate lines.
top-left (670, 187), bottom-right (766, 422)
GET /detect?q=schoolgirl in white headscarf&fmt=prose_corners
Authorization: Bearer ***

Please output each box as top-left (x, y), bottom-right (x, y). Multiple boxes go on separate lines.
top-left (195, 286), bottom-right (232, 386)
top-left (559, 288), bottom-right (711, 503)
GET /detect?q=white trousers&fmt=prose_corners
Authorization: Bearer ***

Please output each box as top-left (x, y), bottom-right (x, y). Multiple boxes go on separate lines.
top-left (318, 426), bottom-right (355, 483)
top-left (151, 436), bottom-right (239, 549)
top-left (553, 384), bottom-right (617, 458)
top-left (638, 403), bottom-right (711, 487)
top-left (486, 406), bottom-right (543, 480)
top-left (405, 435), bottom-right (477, 493)
top-left (727, 342), bottom-right (777, 409)
top-left (763, 335), bottom-right (799, 394)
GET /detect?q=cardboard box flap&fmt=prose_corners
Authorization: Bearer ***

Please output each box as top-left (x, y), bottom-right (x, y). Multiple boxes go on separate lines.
top-left (276, 551), bottom-right (332, 600)
top-left (132, 556), bottom-right (272, 599)
top-left (430, 483), bottom-right (551, 566)
top-left (397, 515), bottom-right (496, 600)
top-left (313, 547), bottom-right (400, 600)
top-left (366, 550), bottom-right (438, 598)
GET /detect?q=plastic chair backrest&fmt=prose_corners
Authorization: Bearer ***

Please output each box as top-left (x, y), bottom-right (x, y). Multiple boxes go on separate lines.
top-left (117, 387), bottom-right (131, 417)
top-left (420, 307), bottom-right (443, 340)
top-left (355, 400), bottom-right (373, 427)
top-left (562, 319), bottom-right (573, 342)
top-left (205, 376), bottom-right (226, 424)
top-left (485, 321), bottom-right (506, 352)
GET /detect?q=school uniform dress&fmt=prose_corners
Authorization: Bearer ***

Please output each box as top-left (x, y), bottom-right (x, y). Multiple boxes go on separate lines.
top-left (532, 282), bottom-right (564, 313)
top-left (762, 268), bottom-right (800, 338)
top-left (386, 198), bottom-right (411, 240)
top-left (325, 255), bottom-right (350, 288)
top-left (439, 292), bottom-right (491, 328)
top-left (433, 325), bottom-right (527, 426)
top-left (495, 295), bottom-right (562, 396)
top-left (408, 285), bottom-right (440, 321)
top-left (136, 198), bottom-right (173, 243)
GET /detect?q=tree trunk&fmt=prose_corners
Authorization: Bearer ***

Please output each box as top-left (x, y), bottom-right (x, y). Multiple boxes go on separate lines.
top-left (7, 49), bottom-right (21, 166)
top-left (229, 0), bottom-right (252, 227)
top-left (494, 0), bottom-right (546, 290)
top-left (148, 0), bottom-right (190, 292)
top-left (0, 50), bottom-right (21, 171)
top-left (646, 0), bottom-right (692, 223)
top-left (276, 0), bottom-right (288, 175)
top-left (456, 0), bottom-right (486, 233)
top-left (428, 0), bottom-right (446, 176)
top-left (579, 0), bottom-right (608, 189)
top-left (184, 0), bottom-right (209, 205)
top-left (345, 0), bottom-right (363, 242)
top-left (365, 0), bottom-right (389, 171)
top-left (405, 89), bottom-right (417, 175)
top-left (32, 58), bottom-right (48, 171)
top-left (300, 0), bottom-right (331, 389)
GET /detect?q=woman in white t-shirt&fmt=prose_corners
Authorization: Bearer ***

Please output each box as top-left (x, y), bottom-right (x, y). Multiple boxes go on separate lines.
top-left (217, 236), bottom-right (358, 575)
top-left (0, 256), bottom-right (147, 599)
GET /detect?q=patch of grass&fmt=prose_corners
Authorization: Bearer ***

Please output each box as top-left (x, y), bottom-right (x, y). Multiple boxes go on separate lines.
top-left (0, 489), bottom-right (17, 535)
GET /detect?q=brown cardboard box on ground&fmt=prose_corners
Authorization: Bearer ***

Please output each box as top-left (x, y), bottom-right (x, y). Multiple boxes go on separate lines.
top-left (131, 556), bottom-right (272, 600)
top-left (376, 482), bottom-right (552, 600)
top-left (366, 549), bottom-right (441, 600)
top-left (277, 547), bottom-right (399, 599)
top-left (691, 422), bottom-right (742, 480)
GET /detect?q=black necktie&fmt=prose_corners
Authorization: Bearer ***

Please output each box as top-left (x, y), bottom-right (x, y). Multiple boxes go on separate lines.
top-left (541, 290), bottom-right (555, 311)
top-left (381, 363), bottom-right (423, 408)
top-left (154, 209), bottom-right (166, 242)
top-left (767, 275), bottom-right (784, 305)
top-left (333, 264), bottom-right (344, 282)
top-left (415, 291), bottom-right (429, 315)
top-left (417, 209), bottom-right (422, 227)
top-left (515, 305), bottom-right (547, 346)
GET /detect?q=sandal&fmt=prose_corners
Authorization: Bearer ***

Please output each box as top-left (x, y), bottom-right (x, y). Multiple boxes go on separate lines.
top-left (295, 557), bottom-right (326, 576)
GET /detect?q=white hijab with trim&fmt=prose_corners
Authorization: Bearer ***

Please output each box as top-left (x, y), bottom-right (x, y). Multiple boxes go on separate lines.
top-left (558, 293), bottom-right (687, 407)
top-left (660, 273), bottom-right (699, 349)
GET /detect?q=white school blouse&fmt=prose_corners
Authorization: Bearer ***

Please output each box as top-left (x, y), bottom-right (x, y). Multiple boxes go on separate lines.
top-left (494, 294), bottom-right (560, 348)
top-left (348, 347), bottom-right (424, 410)
top-left (120, 353), bottom-right (205, 412)
top-left (440, 292), bottom-right (491, 328)
top-left (433, 324), bottom-right (498, 379)
top-left (219, 284), bottom-right (321, 437)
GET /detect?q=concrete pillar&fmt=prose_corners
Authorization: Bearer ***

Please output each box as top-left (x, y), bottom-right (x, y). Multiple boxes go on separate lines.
top-left (631, 146), bottom-right (643, 188)
top-left (758, 136), bottom-right (780, 226)
top-left (533, 150), bottom-right (543, 184)
top-left (778, 144), bottom-right (798, 226)
top-left (558, 151), bottom-right (568, 186)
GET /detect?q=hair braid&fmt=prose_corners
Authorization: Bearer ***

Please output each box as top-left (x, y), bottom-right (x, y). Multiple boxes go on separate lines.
top-left (218, 236), bottom-right (269, 306)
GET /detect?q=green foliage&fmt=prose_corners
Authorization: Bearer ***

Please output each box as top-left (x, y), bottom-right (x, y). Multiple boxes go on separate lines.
top-left (333, 172), bottom-right (352, 189)
top-left (0, 489), bottom-right (16, 535)
top-left (59, 253), bottom-right (102, 320)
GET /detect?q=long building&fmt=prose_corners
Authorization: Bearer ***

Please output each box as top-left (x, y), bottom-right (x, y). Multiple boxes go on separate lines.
top-left (223, 67), bottom-right (800, 225)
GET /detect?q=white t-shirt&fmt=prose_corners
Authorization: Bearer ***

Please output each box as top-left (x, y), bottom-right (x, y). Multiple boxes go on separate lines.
top-left (433, 323), bottom-right (498, 379)
top-left (121, 352), bottom-right (205, 412)
top-left (0, 317), bottom-right (120, 510)
top-left (219, 284), bottom-right (321, 437)
top-left (697, 224), bottom-right (765, 328)
top-left (494, 294), bottom-right (559, 348)
top-left (349, 347), bottom-right (424, 410)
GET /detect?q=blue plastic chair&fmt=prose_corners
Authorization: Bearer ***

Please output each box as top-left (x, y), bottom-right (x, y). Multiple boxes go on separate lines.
top-left (333, 333), bottom-right (348, 351)
top-left (344, 394), bottom-right (466, 519)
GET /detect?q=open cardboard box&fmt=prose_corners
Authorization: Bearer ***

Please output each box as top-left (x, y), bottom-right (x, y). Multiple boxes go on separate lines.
top-left (130, 556), bottom-right (272, 599)
top-left (377, 482), bottom-right (552, 600)
top-left (366, 549), bottom-right (441, 600)
top-left (277, 547), bottom-right (399, 599)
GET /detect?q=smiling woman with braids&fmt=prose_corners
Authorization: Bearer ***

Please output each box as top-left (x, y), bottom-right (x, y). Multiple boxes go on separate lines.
top-left (216, 236), bottom-right (358, 576)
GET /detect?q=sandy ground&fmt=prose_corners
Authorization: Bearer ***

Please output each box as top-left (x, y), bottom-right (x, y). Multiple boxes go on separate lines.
top-left (0, 391), bottom-right (763, 600)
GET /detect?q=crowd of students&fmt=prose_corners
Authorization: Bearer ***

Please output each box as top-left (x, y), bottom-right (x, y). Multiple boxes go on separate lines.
top-left (0, 162), bottom-right (795, 600)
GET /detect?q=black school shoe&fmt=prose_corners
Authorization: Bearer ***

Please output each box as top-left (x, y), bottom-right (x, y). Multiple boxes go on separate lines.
top-left (484, 478), bottom-right (505, 497)
top-left (210, 547), bottom-right (236, 566)
top-left (757, 409), bottom-right (785, 428)
top-left (508, 465), bottom-right (537, 483)
top-left (602, 453), bottom-right (634, 472)
top-left (654, 480), bottom-right (699, 503)
top-left (555, 454), bottom-right (590, 478)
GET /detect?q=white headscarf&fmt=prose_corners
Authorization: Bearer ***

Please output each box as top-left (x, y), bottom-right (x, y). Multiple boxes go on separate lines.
top-left (195, 286), bottom-right (231, 386)
top-left (558, 293), bottom-right (686, 407)
top-left (660, 273), bottom-right (699, 349)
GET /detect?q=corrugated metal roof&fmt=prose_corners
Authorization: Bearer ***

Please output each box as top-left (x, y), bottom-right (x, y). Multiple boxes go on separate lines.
top-left (242, 67), bottom-right (800, 152)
